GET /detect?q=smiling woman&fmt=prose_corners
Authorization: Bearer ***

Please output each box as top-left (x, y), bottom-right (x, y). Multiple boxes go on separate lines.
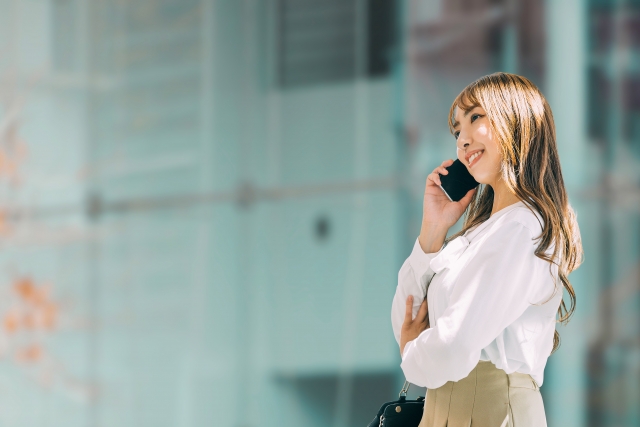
top-left (391, 72), bottom-right (583, 427)
top-left (450, 102), bottom-right (522, 215)
top-left (454, 110), bottom-right (488, 161)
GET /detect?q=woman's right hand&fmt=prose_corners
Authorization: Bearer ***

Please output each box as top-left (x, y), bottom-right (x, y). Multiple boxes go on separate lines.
top-left (418, 159), bottom-right (477, 253)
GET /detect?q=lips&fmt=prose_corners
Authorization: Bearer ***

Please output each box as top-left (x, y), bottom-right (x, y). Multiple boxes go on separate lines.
top-left (467, 150), bottom-right (484, 168)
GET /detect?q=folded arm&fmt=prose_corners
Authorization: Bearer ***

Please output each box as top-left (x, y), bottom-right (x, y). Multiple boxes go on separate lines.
top-left (391, 238), bottom-right (444, 347)
top-left (398, 220), bottom-right (549, 389)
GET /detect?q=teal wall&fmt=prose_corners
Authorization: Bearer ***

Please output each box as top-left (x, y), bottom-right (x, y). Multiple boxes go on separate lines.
top-left (0, 1), bottom-right (403, 426)
top-left (0, 0), bottom-right (639, 426)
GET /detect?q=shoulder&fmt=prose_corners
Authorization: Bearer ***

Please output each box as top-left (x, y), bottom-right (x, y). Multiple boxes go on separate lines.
top-left (496, 203), bottom-right (544, 241)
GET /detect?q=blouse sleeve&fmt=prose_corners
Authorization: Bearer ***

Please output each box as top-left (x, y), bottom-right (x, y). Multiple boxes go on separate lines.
top-left (400, 219), bottom-right (551, 389)
top-left (391, 238), bottom-right (445, 347)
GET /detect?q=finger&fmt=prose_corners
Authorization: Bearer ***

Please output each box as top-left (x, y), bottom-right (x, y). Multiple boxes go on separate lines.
top-left (457, 187), bottom-right (477, 206)
top-left (428, 172), bottom-right (442, 187)
top-left (416, 297), bottom-right (428, 321)
top-left (438, 166), bottom-right (449, 174)
top-left (404, 295), bottom-right (414, 324)
top-left (442, 158), bottom-right (454, 166)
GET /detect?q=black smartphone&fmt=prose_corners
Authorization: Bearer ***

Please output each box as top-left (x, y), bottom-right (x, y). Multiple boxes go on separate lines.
top-left (438, 159), bottom-right (480, 202)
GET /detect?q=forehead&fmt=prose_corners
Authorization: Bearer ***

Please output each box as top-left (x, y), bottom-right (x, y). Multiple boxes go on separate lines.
top-left (453, 106), bottom-right (463, 121)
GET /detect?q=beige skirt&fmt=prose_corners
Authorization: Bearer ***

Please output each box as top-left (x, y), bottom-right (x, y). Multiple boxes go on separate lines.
top-left (418, 360), bottom-right (547, 427)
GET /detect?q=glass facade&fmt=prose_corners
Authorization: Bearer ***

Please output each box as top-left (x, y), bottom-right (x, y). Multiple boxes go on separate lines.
top-left (0, 0), bottom-right (636, 426)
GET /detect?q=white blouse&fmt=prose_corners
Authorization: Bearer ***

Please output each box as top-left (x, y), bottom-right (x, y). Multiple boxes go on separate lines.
top-left (391, 200), bottom-right (562, 390)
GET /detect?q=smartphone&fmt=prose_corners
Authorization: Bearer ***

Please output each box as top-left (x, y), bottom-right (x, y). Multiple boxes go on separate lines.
top-left (438, 159), bottom-right (480, 202)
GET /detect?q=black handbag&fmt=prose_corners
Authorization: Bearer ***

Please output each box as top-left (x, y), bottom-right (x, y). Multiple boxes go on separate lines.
top-left (367, 380), bottom-right (424, 427)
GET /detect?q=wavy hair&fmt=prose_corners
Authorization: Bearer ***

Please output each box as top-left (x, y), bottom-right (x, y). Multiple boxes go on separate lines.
top-left (445, 72), bottom-right (583, 354)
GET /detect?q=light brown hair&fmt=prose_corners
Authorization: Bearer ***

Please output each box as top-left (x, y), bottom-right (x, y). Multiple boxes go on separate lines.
top-left (446, 72), bottom-right (583, 354)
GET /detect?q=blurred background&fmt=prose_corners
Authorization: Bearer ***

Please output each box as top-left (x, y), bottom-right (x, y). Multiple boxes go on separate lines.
top-left (0, 0), bottom-right (636, 426)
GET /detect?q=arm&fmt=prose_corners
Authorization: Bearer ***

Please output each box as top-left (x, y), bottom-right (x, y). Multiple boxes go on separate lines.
top-left (391, 237), bottom-right (444, 346)
top-left (400, 220), bottom-right (550, 389)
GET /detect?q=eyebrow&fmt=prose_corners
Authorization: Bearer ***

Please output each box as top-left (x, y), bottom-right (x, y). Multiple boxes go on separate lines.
top-left (452, 107), bottom-right (478, 129)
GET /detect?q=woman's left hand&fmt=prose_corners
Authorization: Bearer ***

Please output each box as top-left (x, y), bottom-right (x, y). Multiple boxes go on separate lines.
top-left (400, 295), bottom-right (430, 357)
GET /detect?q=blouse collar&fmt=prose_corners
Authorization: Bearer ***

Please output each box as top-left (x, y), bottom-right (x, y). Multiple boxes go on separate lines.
top-left (464, 200), bottom-right (526, 241)
top-left (429, 200), bottom-right (526, 274)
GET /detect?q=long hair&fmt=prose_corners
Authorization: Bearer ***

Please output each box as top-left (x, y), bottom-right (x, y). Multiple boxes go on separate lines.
top-left (445, 72), bottom-right (583, 354)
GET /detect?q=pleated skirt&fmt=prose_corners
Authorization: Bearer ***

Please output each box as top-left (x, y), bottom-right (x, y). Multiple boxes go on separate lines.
top-left (418, 360), bottom-right (547, 427)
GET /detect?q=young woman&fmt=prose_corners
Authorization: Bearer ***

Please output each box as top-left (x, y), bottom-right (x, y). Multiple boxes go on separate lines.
top-left (391, 72), bottom-right (583, 427)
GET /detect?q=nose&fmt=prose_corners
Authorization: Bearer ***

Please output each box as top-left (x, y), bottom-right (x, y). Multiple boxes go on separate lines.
top-left (457, 132), bottom-right (471, 151)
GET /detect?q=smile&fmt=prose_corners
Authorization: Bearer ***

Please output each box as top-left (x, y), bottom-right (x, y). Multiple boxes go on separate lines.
top-left (468, 150), bottom-right (484, 168)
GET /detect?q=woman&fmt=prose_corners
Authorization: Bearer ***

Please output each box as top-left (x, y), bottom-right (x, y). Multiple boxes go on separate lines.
top-left (391, 72), bottom-right (583, 427)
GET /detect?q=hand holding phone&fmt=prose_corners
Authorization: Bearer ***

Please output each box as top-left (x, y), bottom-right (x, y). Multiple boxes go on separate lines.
top-left (437, 159), bottom-right (480, 202)
top-left (419, 159), bottom-right (478, 252)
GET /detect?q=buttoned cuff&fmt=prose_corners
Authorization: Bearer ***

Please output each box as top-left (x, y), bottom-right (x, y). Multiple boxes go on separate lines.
top-left (408, 237), bottom-right (445, 279)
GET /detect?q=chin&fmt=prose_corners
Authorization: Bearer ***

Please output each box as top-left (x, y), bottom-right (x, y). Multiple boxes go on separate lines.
top-left (469, 170), bottom-right (490, 185)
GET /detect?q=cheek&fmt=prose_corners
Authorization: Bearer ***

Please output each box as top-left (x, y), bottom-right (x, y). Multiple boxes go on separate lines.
top-left (485, 148), bottom-right (502, 171)
top-left (477, 126), bottom-right (501, 166)
top-left (477, 124), bottom-right (490, 137)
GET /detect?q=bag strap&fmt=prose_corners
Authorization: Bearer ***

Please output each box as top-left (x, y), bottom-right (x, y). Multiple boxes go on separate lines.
top-left (399, 380), bottom-right (410, 398)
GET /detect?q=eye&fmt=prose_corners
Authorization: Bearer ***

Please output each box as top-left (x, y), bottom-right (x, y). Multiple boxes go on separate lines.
top-left (471, 113), bottom-right (482, 123)
top-left (454, 131), bottom-right (460, 139)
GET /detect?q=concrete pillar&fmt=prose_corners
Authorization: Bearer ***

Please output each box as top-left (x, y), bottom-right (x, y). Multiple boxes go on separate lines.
top-left (543, 0), bottom-right (588, 426)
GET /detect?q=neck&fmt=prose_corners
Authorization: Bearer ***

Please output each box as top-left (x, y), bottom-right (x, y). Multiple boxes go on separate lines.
top-left (490, 178), bottom-right (521, 216)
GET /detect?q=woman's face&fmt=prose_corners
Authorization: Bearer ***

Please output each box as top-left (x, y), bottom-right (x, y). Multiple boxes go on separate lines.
top-left (452, 105), bottom-right (502, 187)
